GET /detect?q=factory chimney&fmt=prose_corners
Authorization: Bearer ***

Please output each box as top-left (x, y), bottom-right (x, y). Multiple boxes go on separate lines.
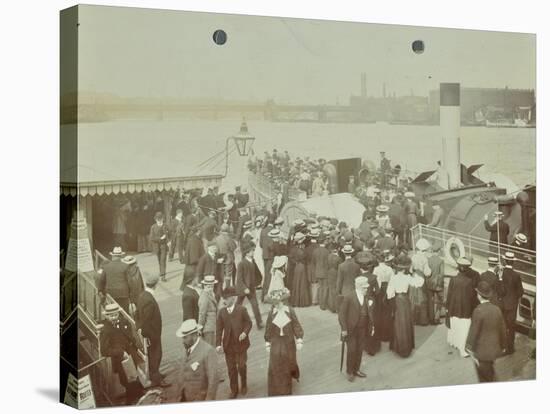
top-left (361, 73), bottom-right (367, 99)
top-left (440, 83), bottom-right (461, 189)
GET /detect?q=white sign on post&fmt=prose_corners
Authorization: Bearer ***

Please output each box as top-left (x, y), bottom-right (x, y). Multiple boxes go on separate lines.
top-left (63, 373), bottom-right (96, 409)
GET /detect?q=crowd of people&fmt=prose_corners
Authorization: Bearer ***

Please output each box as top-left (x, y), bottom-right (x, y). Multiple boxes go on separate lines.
top-left (96, 179), bottom-right (528, 404)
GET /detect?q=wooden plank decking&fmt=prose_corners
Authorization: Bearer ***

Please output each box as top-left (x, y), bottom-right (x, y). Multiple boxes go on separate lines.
top-left (131, 252), bottom-right (535, 404)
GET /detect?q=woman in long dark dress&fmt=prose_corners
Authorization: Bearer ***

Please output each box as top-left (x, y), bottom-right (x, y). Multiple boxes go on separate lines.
top-left (386, 254), bottom-right (424, 357)
top-left (365, 270), bottom-right (381, 355)
top-left (326, 244), bottom-right (342, 313)
top-left (289, 232), bottom-right (311, 307)
top-left (265, 288), bottom-right (304, 396)
top-left (373, 253), bottom-right (396, 342)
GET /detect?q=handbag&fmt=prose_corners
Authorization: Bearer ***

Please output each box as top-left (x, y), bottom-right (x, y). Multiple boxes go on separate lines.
top-left (121, 354), bottom-right (138, 382)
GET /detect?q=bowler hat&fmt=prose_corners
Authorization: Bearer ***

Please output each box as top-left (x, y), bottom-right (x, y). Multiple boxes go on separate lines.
top-left (122, 255), bottom-right (136, 265)
top-left (143, 271), bottom-right (160, 286)
top-left (222, 286), bottom-right (238, 298)
top-left (476, 281), bottom-right (494, 299)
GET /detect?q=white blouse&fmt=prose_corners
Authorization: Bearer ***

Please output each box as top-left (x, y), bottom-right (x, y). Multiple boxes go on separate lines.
top-left (386, 271), bottom-right (424, 299)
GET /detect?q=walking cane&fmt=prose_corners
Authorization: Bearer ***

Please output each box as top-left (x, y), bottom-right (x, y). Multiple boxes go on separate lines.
top-left (340, 336), bottom-right (346, 373)
top-left (495, 211), bottom-right (504, 265)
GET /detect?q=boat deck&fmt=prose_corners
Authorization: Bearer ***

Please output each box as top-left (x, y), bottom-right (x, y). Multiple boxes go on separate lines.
top-left (124, 252), bottom-right (535, 404)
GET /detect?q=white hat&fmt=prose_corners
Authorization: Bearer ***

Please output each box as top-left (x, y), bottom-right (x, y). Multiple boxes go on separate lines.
top-left (110, 246), bottom-right (125, 256)
top-left (502, 252), bottom-right (516, 261)
top-left (488, 257), bottom-right (499, 265)
top-left (515, 233), bottom-right (527, 244)
top-left (176, 319), bottom-right (202, 337)
top-left (342, 244), bottom-right (354, 255)
top-left (294, 232), bottom-right (306, 243)
top-left (272, 256), bottom-right (288, 269)
top-left (415, 238), bottom-right (431, 251)
top-left (268, 229), bottom-right (281, 238)
top-left (376, 205), bottom-right (389, 213)
top-left (201, 275), bottom-right (218, 285)
top-left (456, 257), bottom-right (471, 266)
top-left (405, 191), bottom-right (415, 198)
top-left (103, 303), bottom-right (120, 316)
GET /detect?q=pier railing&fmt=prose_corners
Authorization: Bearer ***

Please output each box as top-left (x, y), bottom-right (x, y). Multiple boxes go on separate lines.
top-left (248, 171), bottom-right (308, 205)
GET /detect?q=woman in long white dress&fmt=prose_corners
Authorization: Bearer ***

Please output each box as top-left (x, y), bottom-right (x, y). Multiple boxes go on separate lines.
top-left (268, 256), bottom-right (288, 295)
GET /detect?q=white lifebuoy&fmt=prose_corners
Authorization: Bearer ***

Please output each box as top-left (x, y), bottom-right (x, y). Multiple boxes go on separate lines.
top-left (444, 236), bottom-right (466, 266)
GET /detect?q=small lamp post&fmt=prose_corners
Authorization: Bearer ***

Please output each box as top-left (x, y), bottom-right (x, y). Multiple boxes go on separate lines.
top-left (225, 119), bottom-right (255, 177)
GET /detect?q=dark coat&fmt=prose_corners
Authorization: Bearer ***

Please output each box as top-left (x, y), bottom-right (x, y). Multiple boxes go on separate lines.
top-left (311, 245), bottom-right (330, 280)
top-left (479, 270), bottom-right (505, 306)
top-left (149, 223), bottom-right (170, 245)
top-left (446, 272), bottom-right (476, 319)
top-left (98, 260), bottom-right (130, 299)
top-left (184, 234), bottom-right (205, 266)
top-left (501, 267), bottom-right (524, 310)
top-left (196, 253), bottom-right (222, 284)
top-left (235, 258), bottom-right (260, 295)
top-left (336, 258), bottom-right (361, 297)
top-left (181, 286), bottom-right (200, 322)
top-left (216, 304), bottom-right (252, 353)
top-left (338, 291), bottom-right (370, 334)
top-left (135, 290), bottom-right (162, 340)
top-left (466, 302), bottom-right (506, 361)
top-left (484, 219), bottom-right (510, 245)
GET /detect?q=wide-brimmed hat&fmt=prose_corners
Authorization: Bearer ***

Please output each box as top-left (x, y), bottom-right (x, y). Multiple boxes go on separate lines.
top-left (242, 220), bottom-right (253, 229)
top-left (356, 254), bottom-right (373, 267)
top-left (266, 288), bottom-right (291, 304)
top-left (176, 319), bottom-right (202, 337)
top-left (376, 205), bottom-right (389, 213)
top-left (342, 245), bottom-right (354, 255)
top-left (241, 242), bottom-right (256, 255)
top-left (475, 280), bottom-right (494, 299)
top-left (515, 233), bottom-right (527, 244)
top-left (122, 255), bottom-right (136, 265)
top-left (272, 255), bottom-right (288, 269)
top-left (201, 275), bottom-right (218, 285)
top-left (103, 303), bottom-right (120, 316)
top-left (268, 229), bottom-right (281, 238)
top-left (456, 257), bottom-right (471, 267)
top-left (502, 252), bottom-right (516, 261)
top-left (294, 232), bottom-right (306, 243)
top-left (395, 254), bottom-right (412, 269)
top-left (110, 246), bottom-right (125, 256)
top-left (415, 238), bottom-right (431, 252)
top-left (222, 286), bottom-right (238, 298)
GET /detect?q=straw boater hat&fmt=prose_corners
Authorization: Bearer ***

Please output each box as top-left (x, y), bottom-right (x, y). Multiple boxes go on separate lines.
top-left (405, 191), bottom-right (415, 198)
top-left (110, 246), bottom-right (125, 256)
top-left (103, 303), bottom-right (120, 316)
top-left (310, 228), bottom-right (321, 238)
top-left (294, 232), bottom-right (306, 243)
top-left (274, 217), bottom-right (284, 226)
top-left (502, 252), bottom-right (516, 261)
top-left (201, 275), bottom-right (218, 285)
top-left (373, 188), bottom-right (381, 194)
top-left (242, 220), bottom-right (253, 229)
top-left (268, 229), bottom-right (281, 238)
top-left (376, 205), bottom-right (389, 213)
top-left (272, 255), bottom-right (288, 269)
top-left (456, 257), bottom-right (471, 267)
top-left (487, 257), bottom-right (499, 265)
top-left (176, 319), bottom-right (202, 337)
top-left (475, 280), bottom-right (494, 299)
top-left (515, 233), bottom-right (527, 244)
top-left (122, 255), bottom-right (136, 265)
top-left (342, 244), bottom-right (354, 255)
top-left (415, 238), bottom-right (431, 252)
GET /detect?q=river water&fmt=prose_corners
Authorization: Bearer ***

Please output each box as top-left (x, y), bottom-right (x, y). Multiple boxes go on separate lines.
top-left (79, 119), bottom-right (536, 188)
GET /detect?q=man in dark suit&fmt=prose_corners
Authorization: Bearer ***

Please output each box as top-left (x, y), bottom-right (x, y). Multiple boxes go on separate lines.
top-left (135, 272), bottom-right (169, 388)
top-left (339, 276), bottom-right (370, 382)
top-left (466, 281), bottom-right (507, 382)
top-left (169, 209), bottom-right (186, 264)
top-left (484, 212), bottom-right (510, 253)
top-left (312, 235), bottom-right (330, 310)
top-left (149, 212), bottom-right (170, 282)
top-left (336, 245), bottom-right (360, 302)
top-left (182, 225), bottom-right (205, 291)
top-left (98, 246), bottom-right (131, 313)
top-left (196, 242), bottom-right (223, 298)
top-left (500, 252), bottom-right (524, 354)
top-left (181, 272), bottom-right (201, 322)
top-left (236, 243), bottom-right (263, 329)
top-left (176, 319), bottom-right (219, 401)
top-left (216, 287), bottom-right (252, 398)
top-left (479, 257), bottom-right (505, 307)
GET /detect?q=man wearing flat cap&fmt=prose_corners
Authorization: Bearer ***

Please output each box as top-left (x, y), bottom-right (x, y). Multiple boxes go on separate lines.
top-left (135, 272), bottom-right (169, 388)
top-left (339, 276), bottom-right (371, 382)
top-left (500, 252), bottom-right (524, 354)
top-left (176, 319), bottom-right (219, 402)
top-left (216, 287), bottom-right (252, 398)
top-left (466, 281), bottom-right (507, 382)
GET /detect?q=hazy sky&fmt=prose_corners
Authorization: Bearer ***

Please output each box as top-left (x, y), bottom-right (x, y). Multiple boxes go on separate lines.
top-left (76, 5), bottom-right (536, 104)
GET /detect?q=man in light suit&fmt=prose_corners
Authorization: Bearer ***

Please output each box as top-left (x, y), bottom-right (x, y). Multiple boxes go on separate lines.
top-left (338, 276), bottom-right (370, 382)
top-left (466, 281), bottom-right (507, 382)
top-left (176, 319), bottom-right (219, 402)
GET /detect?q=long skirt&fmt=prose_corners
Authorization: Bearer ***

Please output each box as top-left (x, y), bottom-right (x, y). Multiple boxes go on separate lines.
top-left (267, 273), bottom-right (285, 295)
top-left (378, 284), bottom-right (394, 342)
top-left (290, 263), bottom-right (311, 307)
top-left (254, 246), bottom-right (265, 281)
top-left (268, 336), bottom-right (299, 396)
top-left (390, 294), bottom-right (415, 358)
top-left (409, 285), bottom-right (429, 326)
top-left (447, 317), bottom-right (471, 357)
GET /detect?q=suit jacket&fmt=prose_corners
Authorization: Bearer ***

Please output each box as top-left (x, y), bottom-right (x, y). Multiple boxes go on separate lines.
top-left (98, 260), bottom-right (130, 299)
top-left (336, 258), bottom-right (360, 297)
top-left (184, 234), bottom-right (205, 266)
top-left (338, 291), bottom-right (370, 334)
top-left (135, 290), bottom-right (162, 340)
top-left (311, 244), bottom-right (330, 280)
top-left (198, 290), bottom-right (218, 333)
top-left (182, 286), bottom-right (200, 322)
top-left (216, 305), bottom-right (252, 353)
top-left (466, 302), bottom-right (506, 361)
top-left (446, 272), bottom-right (476, 319)
top-left (259, 227), bottom-right (271, 256)
top-left (178, 338), bottom-right (219, 402)
top-left (501, 267), bottom-right (524, 310)
top-left (149, 223), bottom-right (170, 245)
top-left (262, 237), bottom-right (275, 260)
top-left (196, 254), bottom-right (221, 284)
top-left (484, 219), bottom-right (510, 245)
top-left (235, 258), bottom-right (258, 295)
